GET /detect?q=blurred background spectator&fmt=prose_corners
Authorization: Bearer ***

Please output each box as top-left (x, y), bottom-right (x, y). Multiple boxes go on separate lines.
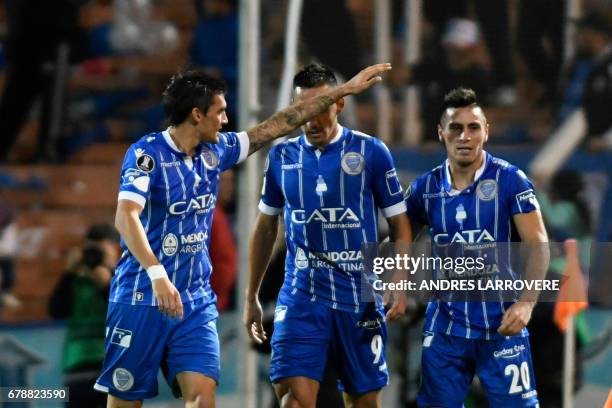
top-left (48, 223), bottom-right (119, 408)
top-left (422, 0), bottom-right (515, 105)
top-left (190, 0), bottom-right (239, 131)
top-left (391, 18), bottom-right (491, 141)
top-left (0, 196), bottom-right (18, 309)
top-left (0, 0), bottom-right (89, 163)
top-left (210, 169), bottom-right (238, 312)
top-left (0, 1), bottom-right (609, 406)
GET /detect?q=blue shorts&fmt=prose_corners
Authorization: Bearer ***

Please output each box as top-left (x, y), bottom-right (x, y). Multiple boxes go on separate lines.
top-left (270, 291), bottom-right (388, 396)
top-left (417, 332), bottom-right (539, 408)
top-left (94, 298), bottom-right (219, 401)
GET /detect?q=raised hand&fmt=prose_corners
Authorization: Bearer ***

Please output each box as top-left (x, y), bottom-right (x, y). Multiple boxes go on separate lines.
top-left (340, 63), bottom-right (392, 95)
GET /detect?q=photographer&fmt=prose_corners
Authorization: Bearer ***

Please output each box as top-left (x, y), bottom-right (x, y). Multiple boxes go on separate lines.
top-left (49, 223), bottom-right (119, 408)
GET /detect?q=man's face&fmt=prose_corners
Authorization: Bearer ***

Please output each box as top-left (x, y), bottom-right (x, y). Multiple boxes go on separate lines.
top-left (438, 105), bottom-right (488, 167)
top-left (196, 93), bottom-right (228, 143)
top-left (575, 28), bottom-right (609, 58)
top-left (293, 84), bottom-right (344, 147)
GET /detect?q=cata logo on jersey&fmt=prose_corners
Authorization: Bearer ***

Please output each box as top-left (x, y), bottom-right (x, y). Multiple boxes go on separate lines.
top-left (290, 207), bottom-right (360, 229)
top-left (169, 193), bottom-right (215, 215)
top-left (433, 229), bottom-right (495, 245)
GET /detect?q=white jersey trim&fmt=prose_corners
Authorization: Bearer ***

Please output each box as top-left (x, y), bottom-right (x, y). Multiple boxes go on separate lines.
top-left (93, 383), bottom-right (109, 393)
top-left (118, 191), bottom-right (146, 208)
top-left (302, 125), bottom-right (343, 148)
top-left (382, 201), bottom-right (407, 218)
top-left (258, 200), bottom-right (282, 215)
top-left (444, 150), bottom-right (487, 195)
top-left (162, 128), bottom-right (181, 153)
top-left (237, 131), bottom-right (250, 163)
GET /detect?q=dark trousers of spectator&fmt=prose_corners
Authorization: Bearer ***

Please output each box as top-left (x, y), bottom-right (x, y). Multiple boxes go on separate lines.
top-left (64, 367), bottom-right (106, 408)
top-left (517, 0), bottom-right (566, 100)
top-left (423, 0), bottom-right (515, 87)
top-left (0, 0), bottom-right (86, 162)
top-left (0, 58), bottom-right (53, 161)
top-left (0, 258), bottom-right (15, 292)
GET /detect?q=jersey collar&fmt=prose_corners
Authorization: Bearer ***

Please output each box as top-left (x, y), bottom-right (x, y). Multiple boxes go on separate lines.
top-left (301, 124), bottom-right (345, 151)
top-left (162, 127), bottom-right (183, 154)
top-left (442, 150), bottom-right (488, 195)
top-left (162, 127), bottom-right (206, 157)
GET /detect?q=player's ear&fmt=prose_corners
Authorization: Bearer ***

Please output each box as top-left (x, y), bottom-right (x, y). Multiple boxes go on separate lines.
top-left (437, 124), bottom-right (444, 142)
top-left (335, 97), bottom-right (345, 114)
top-left (191, 107), bottom-right (203, 123)
top-left (484, 123), bottom-right (489, 143)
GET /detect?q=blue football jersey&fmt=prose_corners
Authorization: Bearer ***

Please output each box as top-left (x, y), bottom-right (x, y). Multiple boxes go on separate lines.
top-left (405, 152), bottom-right (541, 339)
top-left (259, 126), bottom-right (406, 312)
top-left (111, 129), bottom-right (249, 307)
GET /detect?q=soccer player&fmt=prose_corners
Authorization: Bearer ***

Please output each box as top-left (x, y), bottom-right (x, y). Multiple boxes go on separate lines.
top-left (404, 88), bottom-right (549, 407)
top-left (93, 63), bottom-right (391, 408)
top-left (244, 64), bottom-right (411, 408)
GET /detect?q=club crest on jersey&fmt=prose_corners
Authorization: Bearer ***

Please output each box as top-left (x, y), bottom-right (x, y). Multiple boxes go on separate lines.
top-left (136, 154), bottom-right (155, 172)
top-left (201, 148), bottom-right (219, 169)
top-left (162, 233), bottom-right (178, 256)
top-left (341, 152), bottom-right (365, 175)
top-left (112, 368), bottom-right (134, 391)
top-left (477, 179), bottom-right (497, 201)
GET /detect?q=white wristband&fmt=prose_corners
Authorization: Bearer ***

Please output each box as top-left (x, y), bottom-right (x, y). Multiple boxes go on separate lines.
top-left (146, 264), bottom-right (168, 281)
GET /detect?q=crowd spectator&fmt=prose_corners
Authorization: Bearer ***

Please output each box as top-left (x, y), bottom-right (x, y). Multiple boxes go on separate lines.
top-left (0, 198), bottom-right (19, 309)
top-left (423, 0), bottom-right (515, 105)
top-left (517, 0), bottom-right (566, 104)
top-left (48, 223), bottom-right (119, 408)
top-left (0, 0), bottom-right (89, 162)
top-left (392, 18), bottom-right (491, 140)
top-left (190, 0), bottom-right (238, 130)
top-left (209, 169), bottom-right (237, 312)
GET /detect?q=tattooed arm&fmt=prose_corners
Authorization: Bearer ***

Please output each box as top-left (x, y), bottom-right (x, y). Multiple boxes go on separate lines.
top-left (246, 63), bottom-right (391, 155)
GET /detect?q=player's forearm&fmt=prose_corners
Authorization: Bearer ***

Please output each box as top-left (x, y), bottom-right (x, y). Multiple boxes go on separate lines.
top-left (519, 238), bottom-right (550, 303)
top-left (245, 86), bottom-right (348, 155)
top-left (115, 206), bottom-right (160, 271)
top-left (514, 212), bottom-right (549, 303)
top-left (388, 213), bottom-right (412, 243)
top-left (246, 214), bottom-right (279, 301)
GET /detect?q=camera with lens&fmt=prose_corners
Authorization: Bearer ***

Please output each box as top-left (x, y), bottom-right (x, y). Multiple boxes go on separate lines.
top-left (81, 242), bottom-right (105, 270)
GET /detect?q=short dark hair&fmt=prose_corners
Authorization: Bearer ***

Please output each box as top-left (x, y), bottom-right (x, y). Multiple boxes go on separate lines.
top-left (442, 87), bottom-right (479, 109)
top-left (293, 63), bottom-right (338, 89)
top-left (440, 87), bottom-right (481, 123)
top-left (162, 70), bottom-right (227, 126)
top-left (86, 223), bottom-right (119, 242)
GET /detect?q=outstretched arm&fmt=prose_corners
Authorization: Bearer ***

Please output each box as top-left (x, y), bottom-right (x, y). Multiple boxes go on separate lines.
top-left (246, 63), bottom-right (392, 155)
